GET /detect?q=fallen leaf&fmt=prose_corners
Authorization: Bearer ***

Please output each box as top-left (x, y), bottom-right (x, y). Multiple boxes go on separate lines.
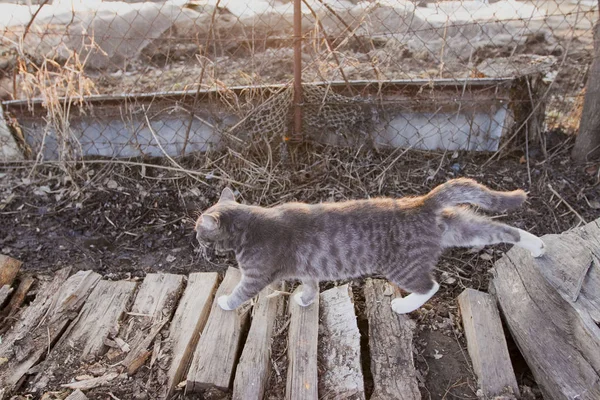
top-left (585, 165), bottom-right (598, 175)
top-left (589, 200), bottom-right (600, 209)
top-left (0, 357), bottom-right (8, 366)
top-left (480, 253), bottom-right (493, 261)
top-left (433, 349), bottom-right (443, 360)
top-left (166, 255), bottom-right (176, 263)
top-left (107, 180), bottom-right (118, 189)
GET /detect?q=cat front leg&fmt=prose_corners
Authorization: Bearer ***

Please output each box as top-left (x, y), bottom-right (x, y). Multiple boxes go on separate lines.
top-left (294, 279), bottom-right (319, 307)
top-left (218, 274), bottom-right (269, 311)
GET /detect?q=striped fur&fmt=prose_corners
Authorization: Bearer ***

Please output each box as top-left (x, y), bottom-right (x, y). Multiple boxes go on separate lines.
top-left (195, 179), bottom-right (543, 312)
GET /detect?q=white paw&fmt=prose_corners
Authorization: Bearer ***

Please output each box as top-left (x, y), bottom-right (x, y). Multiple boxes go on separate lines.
top-left (218, 295), bottom-right (234, 311)
top-left (391, 297), bottom-right (420, 314)
top-left (531, 238), bottom-right (546, 258)
top-left (294, 292), bottom-right (313, 307)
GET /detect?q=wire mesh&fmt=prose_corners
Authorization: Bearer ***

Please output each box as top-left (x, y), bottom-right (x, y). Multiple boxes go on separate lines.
top-left (0, 0), bottom-right (596, 162)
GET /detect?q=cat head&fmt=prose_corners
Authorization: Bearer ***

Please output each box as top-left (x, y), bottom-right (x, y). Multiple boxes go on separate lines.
top-left (195, 187), bottom-right (236, 246)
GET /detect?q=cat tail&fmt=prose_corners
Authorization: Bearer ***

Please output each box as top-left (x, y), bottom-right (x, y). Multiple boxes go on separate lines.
top-left (424, 178), bottom-right (526, 211)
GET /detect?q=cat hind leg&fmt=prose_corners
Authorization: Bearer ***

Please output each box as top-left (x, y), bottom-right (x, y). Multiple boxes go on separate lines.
top-left (390, 280), bottom-right (440, 314)
top-left (441, 207), bottom-right (546, 258)
top-left (388, 270), bottom-right (439, 315)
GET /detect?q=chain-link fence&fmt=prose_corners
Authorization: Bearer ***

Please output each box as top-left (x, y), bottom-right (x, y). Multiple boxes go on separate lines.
top-left (0, 0), bottom-right (596, 162)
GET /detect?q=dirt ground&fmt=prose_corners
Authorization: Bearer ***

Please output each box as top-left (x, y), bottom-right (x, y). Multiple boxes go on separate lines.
top-left (1, 130), bottom-right (599, 399)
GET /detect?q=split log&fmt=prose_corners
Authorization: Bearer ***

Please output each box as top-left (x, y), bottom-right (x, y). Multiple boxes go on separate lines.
top-left (492, 218), bottom-right (600, 400)
top-left (457, 288), bottom-right (519, 397)
top-left (163, 272), bottom-right (219, 398)
top-left (364, 279), bottom-right (420, 400)
top-left (0, 285), bottom-right (12, 307)
top-left (286, 285), bottom-right (319, 400)
top-left (186, 267), bottom-right (251, 393)
top-left (0, 255), bottom-right (21, 287)
top-left (120, 273), bottom-right (185, 375)
top-left (2, 275), bottom-right (35, 316)
top-left (64, 389), bottom-right (88, 400)
top-left (60, 372), bottom-right (124, 390)
top-left (232, 283), bottom-right (286, 400)
top-left (32, 279), bottom-right (136, 391)
top-left (318, 284), bottom-right (365, 400)
top-left (0, 269), bottom-right (100, 394)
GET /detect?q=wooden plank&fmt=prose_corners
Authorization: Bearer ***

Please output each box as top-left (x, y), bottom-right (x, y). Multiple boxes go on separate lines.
top-left (364, 279), bottom-right (420, 400)
top-left (2, 275), bottom-right (35, 317)
top-left (31, 279), bottom-right (136, 392)
top-left (0, 255), bottom-right (21, 287)
top-left (120, 273), bottom-right (185, 375)
top-left (286, 285), bottom-right (319, 400)
top-left (457, 288), bottom-right (519, 397)
top-left (492, 225), bottom-right (600, 399)
top-left (186, 267), bottom-right (251, 394)
top-left (0, 269), bottom-right (100, 394)
top-left (571, 218), bottom-right (600, 322)
top-left (232, 283), bottom-right (286, 400)
top-left (64, 389), bottom-right (89, 400)
top-left (163, 272), bottom-right (219, 398)
top-left (0, 285), bottom-right (12, 307)
top-left (318, 285), bottom-right (365, 400)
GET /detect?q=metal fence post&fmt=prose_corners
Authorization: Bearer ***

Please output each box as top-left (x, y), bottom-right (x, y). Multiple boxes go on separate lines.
top-left (291, 0), bottom-right (303, 143)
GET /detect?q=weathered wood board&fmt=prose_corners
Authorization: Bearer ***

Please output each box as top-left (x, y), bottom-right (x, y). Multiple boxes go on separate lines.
top-left (2, 274), bottom-right (34, 317)
top-left (492, 218), bottom-right (600, 400)
top-left (286, 285), bottom-right (319, 400)
top-left (0, 255), bottom-right (21, 287)
top-left (364, 279), bottom-right (420, 400)
top-left (120, 273), bottom-right (185, 375)
top-left (232, 283), bottom-right (286, 400)
top-left (64, 389), bottom-right (89, 400)
top-left (0, 285), bottom-right (12, 307)
top-left (186, 267), bottom-right (251, 393)
top-left (32, 279), bottom-right (136, 391)
top-left (458, 288), bottom-right (519, 397)
top-left (318, 284), bottom-right (365, 400)
top-left (163, 272), bottom-right (220, 398)
top-left (0, 269), bottom-right (100, 394)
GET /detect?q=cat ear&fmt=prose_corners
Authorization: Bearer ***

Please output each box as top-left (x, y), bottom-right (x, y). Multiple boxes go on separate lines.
top-left (218, 187), bottom-right (235, 203)
top-left (199, 213), bottom-right (220, 231)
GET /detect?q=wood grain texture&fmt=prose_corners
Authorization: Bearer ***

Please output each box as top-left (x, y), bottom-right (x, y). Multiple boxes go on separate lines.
top-left (0, 269), bottom-right (100, 394)
top-left (0, 255), bottom-right (21, 287)
top-left (364, 279), bottom-right (420, 400)
top-left (0, 285), bottom-right (12, 307)
top-left (32, 279), bottom-right (136, 392)
top-left (458, 288), bottom-right (519, 397)
top-left (572, 22), bottom-right (600, 162)
top-left (318, 284), bottom-right (365, 400)
top-left (492, 219), bottom-right (600, 400)
top-left (120, 273), bottom-right (185, 375)
top-left (286, 285), bottom-right (319, 400)
top-left (2, 274), bottom-right (34, 317)
top-left (64, 389), bottom-right (89, 400)
top-left (163, 272), bottom-right (219, 398)
top-left (232, 283), bottom-right (285, 400)
top-left (186, 267), bottom-right (251, 393)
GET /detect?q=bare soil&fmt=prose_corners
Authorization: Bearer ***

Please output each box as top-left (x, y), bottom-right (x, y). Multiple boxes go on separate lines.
top-left (1, 133), bottom-right (599, 399)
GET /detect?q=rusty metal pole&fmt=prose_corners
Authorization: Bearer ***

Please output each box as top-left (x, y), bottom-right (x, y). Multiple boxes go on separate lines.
top-left (291, 0), bottom-right (303, 143)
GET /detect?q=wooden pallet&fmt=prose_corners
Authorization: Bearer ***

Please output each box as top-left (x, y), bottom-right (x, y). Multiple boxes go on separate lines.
top-left (0, 264), bottom-right (423, 399)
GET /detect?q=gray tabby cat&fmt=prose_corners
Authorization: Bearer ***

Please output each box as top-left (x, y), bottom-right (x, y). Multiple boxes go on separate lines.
top-left (195, 178), bottom-right (545, 314)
